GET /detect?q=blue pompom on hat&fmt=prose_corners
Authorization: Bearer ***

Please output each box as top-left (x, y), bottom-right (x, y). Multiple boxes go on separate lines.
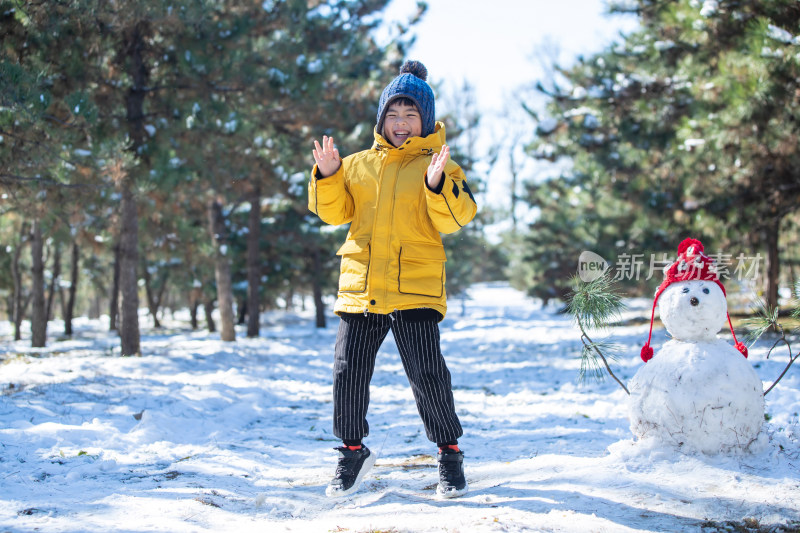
top-left (376, 60), bottom-right (435, 138)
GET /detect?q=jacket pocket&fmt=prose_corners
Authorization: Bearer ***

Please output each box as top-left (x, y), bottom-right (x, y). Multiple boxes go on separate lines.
top-left (337, 239), bottom-right (370, 293)
top-left (398, 241), bottom-right (447, 298)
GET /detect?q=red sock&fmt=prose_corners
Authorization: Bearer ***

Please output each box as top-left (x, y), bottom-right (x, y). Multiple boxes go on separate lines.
top-left (346, 444), bottom-right (362, 451)
top-left (439, 444), bottom-right (460, 452)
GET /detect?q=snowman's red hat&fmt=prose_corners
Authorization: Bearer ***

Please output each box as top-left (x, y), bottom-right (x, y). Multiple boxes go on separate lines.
top-left (640, 238), bottom-right (747, 362)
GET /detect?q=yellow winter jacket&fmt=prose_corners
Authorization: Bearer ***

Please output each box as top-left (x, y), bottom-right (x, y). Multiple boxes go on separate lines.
top-left (308, 123), bottom-right (477, 319)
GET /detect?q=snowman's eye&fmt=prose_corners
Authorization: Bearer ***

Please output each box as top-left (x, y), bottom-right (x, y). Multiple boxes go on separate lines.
top-left (682, 287), bottom-right (690, 293)
top-left (703, 288), bottom-right (710, 294)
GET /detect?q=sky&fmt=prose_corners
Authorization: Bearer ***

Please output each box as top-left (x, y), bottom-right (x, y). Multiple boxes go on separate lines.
top-left (375, 0), bottom-right (640, 221)
top-left (380, 0), bottom-right (639, 116)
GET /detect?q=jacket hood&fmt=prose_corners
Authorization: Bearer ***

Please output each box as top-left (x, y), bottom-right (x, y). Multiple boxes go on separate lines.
top-left (372, 121), bottom-right (446, 153)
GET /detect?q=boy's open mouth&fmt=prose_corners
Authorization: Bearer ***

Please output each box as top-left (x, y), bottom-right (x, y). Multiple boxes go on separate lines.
top-left (393, 130), bottom-right (410, 141)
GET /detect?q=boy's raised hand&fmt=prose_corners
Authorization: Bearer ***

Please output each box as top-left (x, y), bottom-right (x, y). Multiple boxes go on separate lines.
top-left (425, 145), bottom-right (449, 190)
top-left (312, 135), bottom-right (341, 178)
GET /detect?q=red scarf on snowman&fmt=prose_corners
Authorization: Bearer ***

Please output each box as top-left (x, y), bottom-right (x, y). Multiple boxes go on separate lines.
top-left (641, 238), bottom-right (748, 362)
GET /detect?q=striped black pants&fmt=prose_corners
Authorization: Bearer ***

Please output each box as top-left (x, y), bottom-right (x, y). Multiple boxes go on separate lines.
top-left (332, 309), bottom-right (463, 444)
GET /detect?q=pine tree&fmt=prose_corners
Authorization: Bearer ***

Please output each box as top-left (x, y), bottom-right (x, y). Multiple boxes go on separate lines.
top-left (1, 1), bottom-right (102, 347)
top-left (1, 0), bottom-right (406, 347)
top-left (521, 0), bottom-right (799, 305)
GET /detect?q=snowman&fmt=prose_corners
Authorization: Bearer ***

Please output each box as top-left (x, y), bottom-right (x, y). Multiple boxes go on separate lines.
top-left (628, 238), bottom-right (765, 454)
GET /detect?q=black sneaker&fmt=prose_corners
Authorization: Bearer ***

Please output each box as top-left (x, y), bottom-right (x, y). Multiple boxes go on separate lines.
top-left (436, 448), bottom-right (468, 498)
top-left (325, 446), bottom-right (376, 497)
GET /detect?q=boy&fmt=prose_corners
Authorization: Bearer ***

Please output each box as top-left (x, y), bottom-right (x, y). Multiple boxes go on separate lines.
top-left (309, 60), bottom-right (477, 499)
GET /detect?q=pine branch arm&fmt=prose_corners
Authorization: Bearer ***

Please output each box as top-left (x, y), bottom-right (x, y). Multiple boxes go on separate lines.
top-left (577, 319), bottom-right (630, 395)
top-left (763, 333), bottom-right (796, 397)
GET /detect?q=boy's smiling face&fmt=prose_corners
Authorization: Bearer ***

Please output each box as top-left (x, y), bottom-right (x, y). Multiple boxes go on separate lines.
top-left (382, 101), bottom-right (423, 147)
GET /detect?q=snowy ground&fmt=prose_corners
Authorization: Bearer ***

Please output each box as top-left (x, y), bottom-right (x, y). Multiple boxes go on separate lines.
top-left (1, 283), bottom-right (799, 533)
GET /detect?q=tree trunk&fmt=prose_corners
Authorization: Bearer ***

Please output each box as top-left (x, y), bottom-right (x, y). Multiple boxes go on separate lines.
top-left (208, 199), bottom-right (235, 341)
top-left (189, 286), bottom-right (201, 330)
top-left (765, 218), bottom-right (780, 310)
top-left (118, 21), bottom-right (148, 356)
top-left (31, 220), bottom-right (47, 348)
top-left (204, 298), bottom-right (216, 333)
top-left (142, 258), bottom-right (162, 328)
top-left (89, 289), bottom-right (102, 320)
top-left (509, 146), bottom-right (519, 234)
top-left (237, 298), bottom-right (247, 325)
top-left (246, 182), bottom-right (261, 337)
top-left (59, 283), bottom-right (67, 323)
top-left (110, 240), bottom-right (121, 331)
top-left (156, 283), bottom-right (168, 326)
top-left (46, 242), bottom-right (61, 321)
top-left (119, 178), bottom-right (141, 355)
top-left (285, 286), bottom-right (294, 311)
top-left (64, 241), bottom-right (79, 336)
top-left (11, 223), bottom-right (28, 341)
top-left (312, 247), bottom-right (326, 328)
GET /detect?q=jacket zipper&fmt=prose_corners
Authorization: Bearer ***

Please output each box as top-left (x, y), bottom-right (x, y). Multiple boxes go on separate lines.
top-left (368, 148), bottom-right (388, 310)
top-left (384, 153), bottom-right (405, 309)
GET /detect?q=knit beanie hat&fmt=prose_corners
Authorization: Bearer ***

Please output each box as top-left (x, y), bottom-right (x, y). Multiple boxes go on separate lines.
top-left (376, 60), bottom-right (435, 138)
top-left (640, 238), bottom-right (747, 362)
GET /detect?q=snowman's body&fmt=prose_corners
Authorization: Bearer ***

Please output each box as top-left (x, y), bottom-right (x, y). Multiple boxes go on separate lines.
top-left (628, 280), bottom-right (764, 454)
